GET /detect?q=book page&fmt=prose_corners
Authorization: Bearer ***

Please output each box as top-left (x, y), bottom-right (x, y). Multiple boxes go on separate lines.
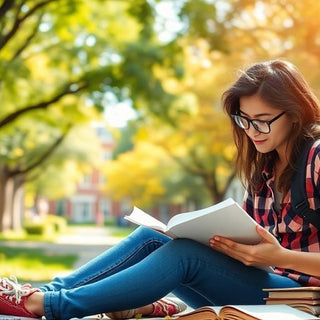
top-left (266, 298), bottom-right (320, 304)
top-left (0, 316), bottom-right (40, 320)
top-left (221, 304), bottom-right (319, 320)
top-left (124, 207), bottom-right (167, 232)
top-left (175, 306), bottom-right (221, 320)
top-left (166, 198), bottom-right (238, 228)
top-left (166, 198), bottom-right (262, 245)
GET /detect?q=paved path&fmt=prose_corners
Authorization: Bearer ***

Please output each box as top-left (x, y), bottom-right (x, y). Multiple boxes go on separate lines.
top-left (1, 226), bottom-right (122, 269)
top-left (55, 226), bottom-right (122, 268)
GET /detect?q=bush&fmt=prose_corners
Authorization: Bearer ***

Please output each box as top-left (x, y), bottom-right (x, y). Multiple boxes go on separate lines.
top-left (23, 215), bottom-right (67, 236)
top-left (45, 215), bottom-right (67, 233)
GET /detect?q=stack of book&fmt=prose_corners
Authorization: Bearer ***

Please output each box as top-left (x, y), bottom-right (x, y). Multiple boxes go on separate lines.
top-left (263, 287), bottom-right (320, 316)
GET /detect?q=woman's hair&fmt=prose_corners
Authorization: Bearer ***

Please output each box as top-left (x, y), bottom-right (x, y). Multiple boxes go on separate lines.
top-left (222, 59), bottom-right (320, 193)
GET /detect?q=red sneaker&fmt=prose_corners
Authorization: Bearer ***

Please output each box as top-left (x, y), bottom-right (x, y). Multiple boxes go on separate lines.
top-left (105, 297), bottom-right (187, 319)
top-left (149, 297), bottom-right (187, 317)
top-left (0, 276), bottom-right (40, 318)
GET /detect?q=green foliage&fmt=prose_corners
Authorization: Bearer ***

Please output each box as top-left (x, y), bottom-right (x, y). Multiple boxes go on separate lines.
top-left (23, 215), bottom-right (67, 236)
top-left (111, 125), bottom-right (136, 159)
top-left (23, 222), bottom-right (54, 236)
top-left (179, 0), bottom-right (228, 51)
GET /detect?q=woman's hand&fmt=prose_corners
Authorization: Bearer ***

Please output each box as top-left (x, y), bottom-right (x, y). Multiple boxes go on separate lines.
top-left (209, 225), bottom-right (285, 267)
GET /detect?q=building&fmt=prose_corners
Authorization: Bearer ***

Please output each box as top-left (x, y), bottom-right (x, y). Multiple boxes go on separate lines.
top-left (48, 124), bottom-right (130, 224)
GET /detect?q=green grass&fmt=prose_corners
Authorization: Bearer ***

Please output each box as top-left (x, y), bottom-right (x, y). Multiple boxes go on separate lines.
top-left (0, 245), bottom-right (78, 282)
top-left (0, 229), bottom-right (58, 242)
top-left (0, 226), bottom-right (77, 282)
top-left (0, 223), bottom-right (133, 282)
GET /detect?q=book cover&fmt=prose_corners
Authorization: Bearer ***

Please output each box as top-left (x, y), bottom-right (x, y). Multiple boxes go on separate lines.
top-left (263, 287), bottom-right (320, 299)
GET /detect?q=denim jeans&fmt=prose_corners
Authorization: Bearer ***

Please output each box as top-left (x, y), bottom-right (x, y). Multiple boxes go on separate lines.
top-left (39, 227), bottom-right (300, 320)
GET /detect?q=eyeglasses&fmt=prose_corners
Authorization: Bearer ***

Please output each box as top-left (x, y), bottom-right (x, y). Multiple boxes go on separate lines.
top-left (231, 111), bottom-right (286, 134)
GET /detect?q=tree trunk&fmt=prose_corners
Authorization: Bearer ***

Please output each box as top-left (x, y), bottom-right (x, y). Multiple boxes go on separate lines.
top-left (11, 176), bottom-right (25, 230)
top-left (0, 171), bottom-right (6, 231)
top-left (205, 171), bottom-right (236, 204)
top-left (3, 177), bottom-right (14, 231)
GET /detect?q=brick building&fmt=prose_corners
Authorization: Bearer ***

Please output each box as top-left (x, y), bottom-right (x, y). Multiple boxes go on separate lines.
top-left (48, 124), bottom-right (130, 224)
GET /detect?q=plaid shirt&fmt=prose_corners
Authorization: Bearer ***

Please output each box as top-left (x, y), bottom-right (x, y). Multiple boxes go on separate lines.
top-left (243, 140), bottom-right (320, 286)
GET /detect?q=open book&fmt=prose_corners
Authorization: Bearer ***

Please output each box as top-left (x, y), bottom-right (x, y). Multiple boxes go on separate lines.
top-left (125, 198), bottom-right (263, 245)
top-left (125, 198), bottom-right (274, 273)
top-left (174, 304), bottom-right (319, 320)
top-left (263, 287), bottom-right (320, 316)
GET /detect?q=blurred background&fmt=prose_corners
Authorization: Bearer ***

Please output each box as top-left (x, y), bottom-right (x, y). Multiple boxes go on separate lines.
top-left (1, 0), bottom-right (320, 283)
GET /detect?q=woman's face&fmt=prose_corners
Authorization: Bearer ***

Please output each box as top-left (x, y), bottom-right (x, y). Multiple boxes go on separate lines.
top-left (239, 94), bottom-right (294, 160)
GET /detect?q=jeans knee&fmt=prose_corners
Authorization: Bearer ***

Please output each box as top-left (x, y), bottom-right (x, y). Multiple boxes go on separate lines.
top-left (165, 238), bottom-right (207, 255)
top-left (130, 226), bottom-right (172, 245)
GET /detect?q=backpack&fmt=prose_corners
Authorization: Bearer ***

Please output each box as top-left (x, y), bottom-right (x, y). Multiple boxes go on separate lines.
top-left (291, 138), bottom-right (320, 229)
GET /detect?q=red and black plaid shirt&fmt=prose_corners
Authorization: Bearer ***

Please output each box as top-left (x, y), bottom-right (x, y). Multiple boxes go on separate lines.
top-left (243, 140), bottom-right (320, 286)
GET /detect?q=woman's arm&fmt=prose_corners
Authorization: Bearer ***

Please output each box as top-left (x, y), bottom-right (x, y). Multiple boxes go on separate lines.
top-left (278, 247), bottom-right (320, 278)
top-left (209, 225), bottom-right (320, 277)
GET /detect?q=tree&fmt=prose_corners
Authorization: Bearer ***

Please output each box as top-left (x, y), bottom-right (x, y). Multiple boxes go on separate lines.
top-left (2, 0), bottom-right (320, 229)
top-left (103, 0), bottom-right (320, 208)
top-left (0, 119), bottom-right (71, 230)
top-left (0, 0), bottom-right (190, 230)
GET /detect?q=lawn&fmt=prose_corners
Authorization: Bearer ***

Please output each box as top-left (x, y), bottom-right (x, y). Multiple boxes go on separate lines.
top-left (0, 245), bottom-right (78, 282)
top-left (0, 224), bottom-right (133, 283)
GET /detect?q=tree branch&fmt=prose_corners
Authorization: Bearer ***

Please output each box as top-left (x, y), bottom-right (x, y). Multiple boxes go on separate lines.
top-left (0, 0), bottom-right (57, 51)
top-left (0, 82), bottom-right (87, 129)
top-left (9, 124), bottom-right (72, 177)
top-left (0, 0), bottom-right (14, 20)
top-left (11, 12), bottom-right (44, 61)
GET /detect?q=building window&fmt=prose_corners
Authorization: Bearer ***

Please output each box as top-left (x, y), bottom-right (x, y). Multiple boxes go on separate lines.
top-left (73, 201), bottom-right (92, 222)
top-left (80, 174), bottom-right (91, 188)
top-left (100, 198), bottom-right (111, 216)
top-left (103, 151), bottom-right (112, 160)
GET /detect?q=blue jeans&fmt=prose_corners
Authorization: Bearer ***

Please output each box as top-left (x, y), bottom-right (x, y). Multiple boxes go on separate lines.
top-left (39, 227), bottom-right (300, 320)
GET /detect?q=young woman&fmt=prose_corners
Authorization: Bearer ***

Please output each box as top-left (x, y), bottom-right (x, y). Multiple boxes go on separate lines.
top-left (1, 59), bottom-right (320, 320)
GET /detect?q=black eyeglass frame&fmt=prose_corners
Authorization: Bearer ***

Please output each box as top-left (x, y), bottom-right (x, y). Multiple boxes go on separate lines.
top-left (231, 111), bottom-right (286, 134)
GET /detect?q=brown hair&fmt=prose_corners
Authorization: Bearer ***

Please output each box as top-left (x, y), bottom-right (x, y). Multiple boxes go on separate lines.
top-left (222, 59), bottom-right (320, 193)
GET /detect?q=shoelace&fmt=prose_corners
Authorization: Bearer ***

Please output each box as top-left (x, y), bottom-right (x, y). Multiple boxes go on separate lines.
top-left (0, 275), bottom-right (32, 304)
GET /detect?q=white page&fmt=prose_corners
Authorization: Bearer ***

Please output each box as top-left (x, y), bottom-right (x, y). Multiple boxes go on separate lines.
top-left (167, 198), bottom-right (238, 228)
top-left (0, 316), bottom-right (40, 320)
top-left (124, 207), bottom-right (167, 232)
top-left (167, 198), bottom-right (261, 245)
top-left (226, 304), bottom-right (319, 320)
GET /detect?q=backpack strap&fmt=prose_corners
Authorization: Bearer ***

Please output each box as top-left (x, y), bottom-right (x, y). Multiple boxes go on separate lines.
top-left (291, 138), bottom-right (320, 229)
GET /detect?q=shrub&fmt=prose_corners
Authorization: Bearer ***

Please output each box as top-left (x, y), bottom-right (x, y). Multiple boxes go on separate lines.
top-left (23, 215), bottom-right (67, 236)
top-left (45, 215), bottom-right (67, 233)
